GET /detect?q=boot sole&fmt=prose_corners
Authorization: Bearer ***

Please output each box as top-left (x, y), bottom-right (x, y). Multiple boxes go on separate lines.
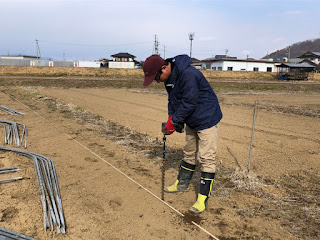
top-left (188, 207), bottom-right (205, 214)
top-left (164, 189), bottom-right (189, 193)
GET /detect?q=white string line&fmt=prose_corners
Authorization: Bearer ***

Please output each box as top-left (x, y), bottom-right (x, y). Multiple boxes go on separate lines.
top-left (5, 91), bottom-right (220, 240)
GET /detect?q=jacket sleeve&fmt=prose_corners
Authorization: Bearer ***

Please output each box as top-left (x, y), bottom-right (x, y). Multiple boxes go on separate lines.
top-left (172, 70), bottom-right (199, 123)
top-left (168, 101), bottom-right (174, 116)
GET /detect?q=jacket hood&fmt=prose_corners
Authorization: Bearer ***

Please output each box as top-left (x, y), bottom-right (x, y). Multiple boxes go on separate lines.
top-left (172, 54), bottom-right (191, 73)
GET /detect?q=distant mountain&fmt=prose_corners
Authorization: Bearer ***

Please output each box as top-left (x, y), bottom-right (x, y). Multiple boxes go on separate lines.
top-left (262, 38), bottom-right (320, 60)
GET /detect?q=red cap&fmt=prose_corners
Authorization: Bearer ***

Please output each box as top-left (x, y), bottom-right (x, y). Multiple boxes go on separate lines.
top-left (143, 54), bottom-right (165, 86)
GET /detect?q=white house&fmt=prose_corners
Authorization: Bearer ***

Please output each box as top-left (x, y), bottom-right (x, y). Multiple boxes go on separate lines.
top-left (200, 58), bottom-right (276, 72)
top-left (298, 52), bottom-right (320, 65)
top-left (108, 52), bottom-right (136, 69)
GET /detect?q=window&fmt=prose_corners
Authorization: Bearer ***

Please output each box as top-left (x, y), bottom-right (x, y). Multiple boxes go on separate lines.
top-left (227, 67), bottom-right (233, 71)
top-left (253, 67), bottom-right (259, 71)
top-left (212, 67), bottom-right (216, 70)
top-left (218, 67), bottom-right (222, 71)
top-left (267, 67), bottom-right (272, 72)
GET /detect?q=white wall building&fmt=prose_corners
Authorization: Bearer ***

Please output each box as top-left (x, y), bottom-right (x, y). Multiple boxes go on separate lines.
top-left (109, 52), bottom-right (136, 69)
top-left (200, 58), bottom-right (276, 72)
top-left (74, 61), bottom-right (101, 68)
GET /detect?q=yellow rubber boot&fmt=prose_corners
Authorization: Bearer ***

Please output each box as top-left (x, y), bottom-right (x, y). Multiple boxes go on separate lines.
top-left (164, 180), bottom-right (180, 193)
top-left (189, 172), bottom-right (215, 214)
top-left (164, 160), bottom-right (195, 193)
top-left (189, 194), bottom-right (208, 214)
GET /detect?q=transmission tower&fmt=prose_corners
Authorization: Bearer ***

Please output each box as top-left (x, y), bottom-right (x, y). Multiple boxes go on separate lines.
top-left (153, 35), bottom-right (159, 55)
top-left (189, 33), bottom-right (195, 58)
top-left (35, 39), bottom-right (41, 59)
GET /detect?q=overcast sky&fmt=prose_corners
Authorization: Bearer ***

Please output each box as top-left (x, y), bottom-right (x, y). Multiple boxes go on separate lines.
top-left (1, 0), bottom-right (319, 61)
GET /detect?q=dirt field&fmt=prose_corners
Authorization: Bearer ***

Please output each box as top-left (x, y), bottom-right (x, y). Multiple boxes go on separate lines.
top-left (0, 76), bottom-right (320, 240)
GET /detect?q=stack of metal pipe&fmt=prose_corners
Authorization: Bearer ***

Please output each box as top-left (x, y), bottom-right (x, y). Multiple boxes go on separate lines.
top-left (0, 146), bottom-right (66, 234)
top-left (0, 227), bottom-right (36, 240)
top-left (0, 120), bottom-right (27, 148)
top-left (0, 105), bottom-right (25, 116)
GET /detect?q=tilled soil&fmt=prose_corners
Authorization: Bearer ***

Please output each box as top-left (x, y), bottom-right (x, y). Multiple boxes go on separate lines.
top-left (0, 84), bottom-right (320, 240)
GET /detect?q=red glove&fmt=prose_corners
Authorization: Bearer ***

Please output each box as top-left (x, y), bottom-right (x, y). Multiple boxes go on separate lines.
top-left (162, 115), bottom-right (176, 135)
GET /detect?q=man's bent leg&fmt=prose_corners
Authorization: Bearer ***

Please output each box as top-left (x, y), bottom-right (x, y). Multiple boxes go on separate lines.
top-left (183, 125), bottom-right (198, 166)
top-left (197, 124), bottom-right (219, 173)
top-left (189, 124), bottom-right (219, 213)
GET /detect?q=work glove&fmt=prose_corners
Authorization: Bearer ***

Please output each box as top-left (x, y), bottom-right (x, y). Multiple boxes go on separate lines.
top-left (162, 115), bottom-right (176, 135)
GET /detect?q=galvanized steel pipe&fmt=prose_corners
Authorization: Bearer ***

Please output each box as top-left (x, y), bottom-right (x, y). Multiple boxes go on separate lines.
top-left (0, 146), bottom-right (66, 234)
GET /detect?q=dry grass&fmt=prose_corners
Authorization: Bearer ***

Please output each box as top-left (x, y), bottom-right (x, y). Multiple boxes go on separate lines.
top-left (202, 70), bottom-right (278, 81)
top-left (0, 65), bottom-right (319, 82)
top-left (0, 66), bottom-right (143, 78)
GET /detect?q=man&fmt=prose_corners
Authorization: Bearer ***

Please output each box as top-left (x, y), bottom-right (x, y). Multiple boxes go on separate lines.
top-left (143, 54), bottom-right (222, 214)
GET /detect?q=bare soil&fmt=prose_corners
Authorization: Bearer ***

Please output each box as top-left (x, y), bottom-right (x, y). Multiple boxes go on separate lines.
top-left (0, 77), bottom-right (320, 240)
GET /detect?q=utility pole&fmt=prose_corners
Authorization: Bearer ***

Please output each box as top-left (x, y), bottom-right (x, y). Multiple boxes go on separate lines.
top-left (189, 33), bottom-right (195, 58)
top-left (287, 46), bottom-right (291, 62)
top-left (35, 39), bottom-right (41, 59)
top-left (163, 45), bottom-right (166, 59)
top-left (153, 35), bottom-right (159, 55)
top-left (246, 54), bottom-right (249, 71)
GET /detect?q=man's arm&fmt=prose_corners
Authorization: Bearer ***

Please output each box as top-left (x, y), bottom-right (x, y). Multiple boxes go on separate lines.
top-left (172, 71), bottom-right (199, 123)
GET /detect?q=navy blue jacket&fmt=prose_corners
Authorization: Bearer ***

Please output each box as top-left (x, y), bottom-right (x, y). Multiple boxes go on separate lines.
top-left (165, 55), bottom-right (222, 131)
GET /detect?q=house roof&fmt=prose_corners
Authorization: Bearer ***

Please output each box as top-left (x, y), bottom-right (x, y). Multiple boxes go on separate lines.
top-left (1, 55), bottom-right (39, 59)
top-left (190, 57), bottom-right (199, 62)
top-left (213, 55), bottom-right (237, 59)
top-left (111, 52), bottom-right (136, 58)
top-left (201, 58), bottom-right (275, 63)
top-left (277, 62), bottom-right (315, 68)
top-left (99, 58), bottom-right (109, 62)
top-left (299, 59), bottom-right (316, 66)
top-left (298, 51), bottom-right (320, 58)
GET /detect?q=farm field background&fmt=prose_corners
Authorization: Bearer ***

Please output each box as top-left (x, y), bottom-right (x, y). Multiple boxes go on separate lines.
top-left (0, 67), bottom-right (319, 240)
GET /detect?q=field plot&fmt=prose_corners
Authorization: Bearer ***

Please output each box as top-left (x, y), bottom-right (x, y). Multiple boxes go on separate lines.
top-left (0, 77), bottom-right (320, 239)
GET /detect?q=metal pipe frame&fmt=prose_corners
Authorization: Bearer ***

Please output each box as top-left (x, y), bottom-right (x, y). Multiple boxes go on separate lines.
top-left (0, 146), bottom-right (66, 234)
top-left (0, 167), bottom-right (20, 174)
top-left (0, 120), bottom-right (27, 148)
top-left (0, 177), bottom-right (23, 183)
top-left (0, 227), bottom-right (36, 240)
top-left (0, 106), bottom-right (25, 116)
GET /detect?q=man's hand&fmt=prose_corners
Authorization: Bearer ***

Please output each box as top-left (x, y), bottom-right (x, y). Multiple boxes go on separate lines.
top-left (162, 115), bottom-right (176, 135)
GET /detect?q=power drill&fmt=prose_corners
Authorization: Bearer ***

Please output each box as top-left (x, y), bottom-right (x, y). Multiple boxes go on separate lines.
top-left (161, 122), bottom-right (185, 135)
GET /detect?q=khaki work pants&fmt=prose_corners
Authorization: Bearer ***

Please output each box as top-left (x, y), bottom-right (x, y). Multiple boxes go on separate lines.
top-left (183, 124), bottom-right (219, 173)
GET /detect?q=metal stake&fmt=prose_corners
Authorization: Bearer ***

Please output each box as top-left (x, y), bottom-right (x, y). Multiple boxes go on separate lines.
top-left (247, 100), bottom-right (258, 172)
top-left (0, 177), bottom-right (23, 183)
top-left (0, 167), bottom-right (20, 174)
top-left (161, 134), bottom-right (166, 201)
